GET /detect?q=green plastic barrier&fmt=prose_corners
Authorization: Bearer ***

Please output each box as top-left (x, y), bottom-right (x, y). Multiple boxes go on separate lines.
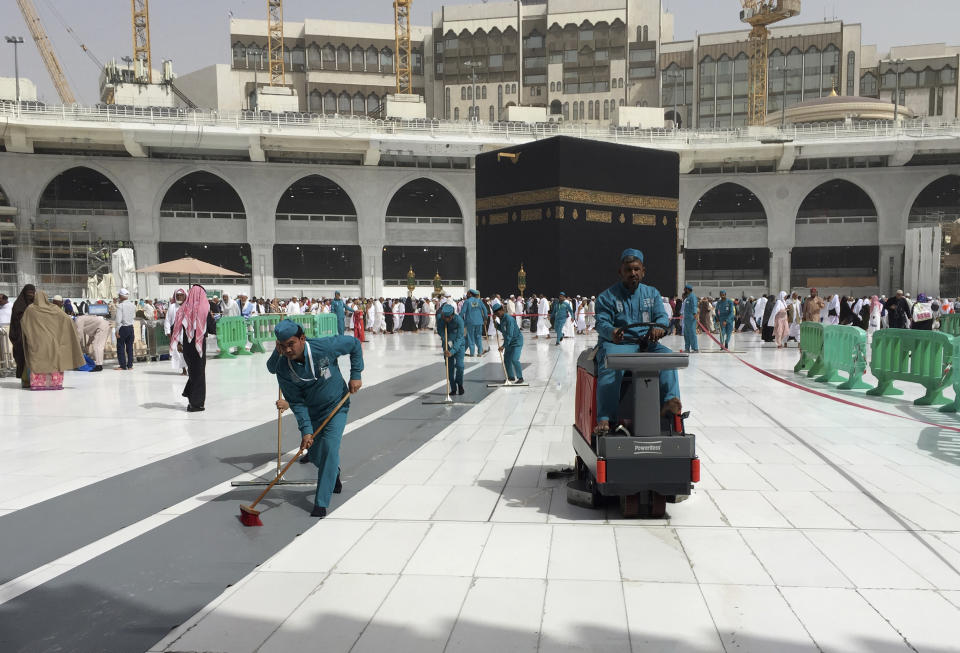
top-left (816, 324), bottom-right (870, 390)
top-left (317, 313), bottom-right (337, 337)
top-left (248, 314), bottom-right (284, 353)
top-left (216, 316), bottom-right (251, 359)
top-left (867, 329), bottom-right (958, 407)
top-left (794, 321), bottom-right (824, 375)
top-left (939, 313), bottom-right (960, 337)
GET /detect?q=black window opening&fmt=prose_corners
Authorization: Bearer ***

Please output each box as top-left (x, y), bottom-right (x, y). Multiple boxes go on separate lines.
top-left (385, 178), bottom-right (463, 224)
top-left (39, 167), bottom-right (127, 215)
top-left (685, 248), bottom-right (769, 284)
top-left (160, 171), bottom-right (246, 218)
top-left (273, 244), bottom-right (361, 284)
top-left (909, 175), bottom-right (960, 224)
top-left (690, 183), bottom-right (767, 226)
top-left (276, 175), bottom-right (357, 221)
top-left (797, 180), bottom-right (877, 220)
top-left (158, 242), bottom-right (252, 283)
top-left (382, 246), bottom-right (466, 284)
top-left (791, 246), bottom-right (878, 288)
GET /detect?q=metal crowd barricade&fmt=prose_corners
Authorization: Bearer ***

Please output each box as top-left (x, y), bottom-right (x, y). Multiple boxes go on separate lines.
top-left (248, 314), bottom-right (284, 353)
top-left (939, 313), bottom-right (960, 337)
top-left (815, 325), bottom-right (870, 390)
top-left (794, 321), bottom-right (824, 376)
top-left (216, 316), bottom-right (252, 359)
top-left (0, 326), bottom-right (14, 376)
top-left (867, 329), bottom-right (959, 406)
top-left (286, 314), bottom-right (321, 338)
top-left (316, 313), bottom-right (337, 337)
top-left (146, 322), bottom-right (170, 361)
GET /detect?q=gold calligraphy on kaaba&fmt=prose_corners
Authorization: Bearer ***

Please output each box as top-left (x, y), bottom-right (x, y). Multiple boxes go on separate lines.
top-left (586, 209), bottom-right (612, 223)
top-left (489, 212), bottom-right (509, 225)
top-left (476, 186), bottom-right (679, 212)
top-left (521, 208), bottom-right (542, 222)
top-left (556, 206), bottom-right (564, 220)
top-left (632, 214), bottom-right (656, 226)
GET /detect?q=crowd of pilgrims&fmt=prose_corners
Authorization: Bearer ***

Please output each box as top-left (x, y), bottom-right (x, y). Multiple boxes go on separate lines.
top-left (679, 288), bottom-right (958, 347)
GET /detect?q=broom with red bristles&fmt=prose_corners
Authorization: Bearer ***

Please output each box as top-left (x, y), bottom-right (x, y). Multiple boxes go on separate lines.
top-left (239, 392), bottom-right (351, 527)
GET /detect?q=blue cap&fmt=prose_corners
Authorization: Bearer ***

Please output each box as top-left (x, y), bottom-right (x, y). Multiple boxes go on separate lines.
top-left (440, 304), bottom-right (455, 317)
top-left (275, 319), bottom-right (301, 340)
top-left (720, 289), bottom-right (727, 294)
top-left (334, 291), bottom-right (341, 297)
top-left (491, 300), bottom-right (502, 311)
top-left (468, 288), bottom-right (478, 296)
top-left (684, 284), bottom-right (693, 291)
top-left (559, 291), bottom-right (566, 296)
top-left (620, 248), bottom-right (644, 263)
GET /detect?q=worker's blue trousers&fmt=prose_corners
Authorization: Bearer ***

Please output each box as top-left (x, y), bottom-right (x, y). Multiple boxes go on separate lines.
top-left (596, 341), bottom-right (680, 423)
top-left (336, 318), bottom-right (345, 336)
top-left (719, 321), bottom-right (734, 349)
top-left (503, 344), bottom-right (523, 380)
top-left (305, 407), bottom-right (348, 508)
top-left (447, 350), bottom-right (465, 391)
top-left (683, 318), bottom-right (699, 352)
top-left (466, 324), bottom-right (483, 356)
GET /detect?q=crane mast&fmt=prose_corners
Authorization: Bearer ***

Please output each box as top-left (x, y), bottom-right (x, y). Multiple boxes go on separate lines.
top-left (267, 0), bottom-right (285, 86)
top-left (394, 0), bottom-right (413, 94)
top-left (14, 0), bottom-right (76, 104)
top-left (740, 0), bottom-right (801, 125)
top-left (132, 0), bottom-right (152, 83)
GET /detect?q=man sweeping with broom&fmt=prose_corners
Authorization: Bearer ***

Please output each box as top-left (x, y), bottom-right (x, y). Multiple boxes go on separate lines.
top-left (267, 319), bottom-right (363, 518)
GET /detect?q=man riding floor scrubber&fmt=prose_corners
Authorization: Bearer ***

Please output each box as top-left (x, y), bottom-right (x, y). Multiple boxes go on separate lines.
top-left (567, 248), bottom-right (699, 519)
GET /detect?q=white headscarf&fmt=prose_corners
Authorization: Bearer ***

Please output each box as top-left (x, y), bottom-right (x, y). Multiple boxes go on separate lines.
top-left (753, 295), bottom-right (767, 320)
top-left (769, 291), bottom-right (787, 326)
top-left (828, 294), bottom-right (841, 314)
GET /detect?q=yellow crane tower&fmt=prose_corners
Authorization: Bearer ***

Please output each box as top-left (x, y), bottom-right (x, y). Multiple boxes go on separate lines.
top-left (267, 0), bottom-right (285, 86)
top-left (740, 0), bottom-right (801, 125)
top-left (15, 0), bottom-right (76, 104)
top-left (394, 0), bottom-right (413, 94)
top-left (132, 0), bottom-right (152, 83)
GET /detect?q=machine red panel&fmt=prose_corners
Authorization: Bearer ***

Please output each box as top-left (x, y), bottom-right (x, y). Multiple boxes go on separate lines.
top-left (575, 365), bottom-right (597, 445)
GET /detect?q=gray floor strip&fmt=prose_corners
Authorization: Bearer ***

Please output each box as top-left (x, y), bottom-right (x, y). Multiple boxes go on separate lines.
top-left (0, 363), bottom-right (502, 653)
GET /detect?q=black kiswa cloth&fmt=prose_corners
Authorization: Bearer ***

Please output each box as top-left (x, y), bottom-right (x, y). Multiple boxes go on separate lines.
top-left (475, 136), bottom-right (680, 298)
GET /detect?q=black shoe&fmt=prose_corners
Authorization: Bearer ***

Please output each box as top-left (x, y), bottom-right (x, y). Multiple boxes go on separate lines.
top-left (186, 404), bottom-right (204, 412)
top-left (508, 378), bottom-right (517, 383)
top-left (310, 506), bottom-right (327, 518)
top-left (516, 378), bottom-right (524, 384)
top-left (92, 365), bottom-right (103, 372)
top-left (299, 452), bottom-right (311, 464)
top-left (334, 469), bottom-right (342, 494)
top-left (457, 384), bottom-right (465, 395)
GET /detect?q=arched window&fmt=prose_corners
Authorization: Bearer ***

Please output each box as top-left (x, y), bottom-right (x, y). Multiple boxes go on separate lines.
top-left (367, 93), bottom-right (379, 113)
top-left (637, 26), bottom-right (643, 42)
top-left (468, 86), bottom-right (473, 100)
top-left (550, 81), bottom-right (555, 92)
top-left (307, 42), bottom-right (322, 69)
top-left (603, 99), bottom-right (610, 120)
top-left (454, 107), bottom-right (460, 120)
top-left (322, 44), bottom-right (336, 69)
top-left (308, 89), bottom-right (322, 112)
top-left (588, 102), bottom-right (594, 120)
top-left (846, 51), bottom-right (856, 96)
top-left (803, 45), bottom-right (821, 95)
top-left (563, 102), bottom-right (569, 119)
top-left (619, 77), bottom-right (624, 88)
top-left (337, 44), bottom-right (351, 70)
top-left (352, 92), bottom-right (365, 115)
top-left (380, 47), bottom-right (394, 72)
top-left (444, 87), bottom-right (451, 119)
top-left (338, 91), bottom-right (351, 114)
top-left (366, 46), bottom-right (379, 71)
top-left (247, 44), bottom-right (262, 70)
top-left (482, 86), bottom-right (487, 100)
top-left (290, 47), bottom-right (305, 70)
top-left (323, 90), bottom-right (337, 114)
top-left (573, 102), bottom-right (579, 120)
top-left (579, 101), bottom-right (585, 119)
top-left (618, 98), bottom-right (624, 106)
top-left (860, 71), bottom-right (877, 97)
top-left (489, 105), bottom-right (494, 122)
top-left (351, 46), bottom-right (364, 70)
top-left (643, 25), bottom-right (649, 42)
top-left (558, 82), bottom-right (562, 92)
top-left (461, 87), bottom-right (466, 100)
top-left (232, 42), bottom-right (246, 67)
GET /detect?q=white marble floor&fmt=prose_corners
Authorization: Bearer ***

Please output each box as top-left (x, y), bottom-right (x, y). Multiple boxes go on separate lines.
top-left (6, 328), bottom-right (960, 652)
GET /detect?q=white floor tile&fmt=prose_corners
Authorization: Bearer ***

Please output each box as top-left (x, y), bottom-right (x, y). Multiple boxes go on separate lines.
top-left (475, 524), bottom-right (552, 579)
top-left (859, 589), bottom-right (960, 652)
top-left (539, 580), bottom-right (631, 653)
top-left (762, 491), bottom-right (855, 529)
top-left (804, 531), bottom-right (931, 589)
top-left (330, 484), bottom-right (402, 520)
top-left (677, 528), bottom-right (772, 585)
top-left (740, 530), bottom-right (850, 588)
top-left (622, 582), bottom-right (724, 652)
top-left (706, 463), bottom-right (776, 491)
top-left (404, 523), bottom-right (491, 576)
top-left (615, 527), bottom-right (696, 583)
top-left (548, 525), bottom-right (620, 581)
top-left (445, 578), bottom-right (545, 653)
top-left (708, 490), bottom-right (792, 528)
top-left (868, 531), bottom-right (960, 591)
top-left (700, 584), bottom-right (817, 653)
top-left (335, 522), bottom-right (430, 574)
top-left (431, 485), bottom-right (501, 521)
top-left (351, 575), bottom-right (472, 653)
top-left (375, 485), bottom-right (452, 520)
top-left (260, 520), bottom-right (373, 573)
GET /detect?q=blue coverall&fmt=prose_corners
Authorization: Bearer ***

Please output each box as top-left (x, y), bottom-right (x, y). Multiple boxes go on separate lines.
top-left (496, 311), bottom-right (524, 380)
top-left (681, 292), bottom-right (699, 352)
top-left (595, 282), bottom-right (680, 424)
top-left (553, 300), bottom-right (573, 344)
top-left (437, 312), bottom-right (466, 391)
top-left (268, 336), bottom-right (363, 509)
top-left (330, 298), bottom-right (346, 336)
top-left (460, 296), bottom-right (488, 356)
top-left (715, 297), bottom-right (735, 349)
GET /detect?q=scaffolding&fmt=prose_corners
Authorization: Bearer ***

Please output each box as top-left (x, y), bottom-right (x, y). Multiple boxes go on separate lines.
top-left (267, 0), bottom-right (285, 86)
top-left (394, 0), bottom-right (413, 94)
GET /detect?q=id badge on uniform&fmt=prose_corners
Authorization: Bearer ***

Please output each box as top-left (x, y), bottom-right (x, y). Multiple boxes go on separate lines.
top-left (322, 367), bottom-right (332, 380)
top-left (642, 311), bottom-right (650, 323)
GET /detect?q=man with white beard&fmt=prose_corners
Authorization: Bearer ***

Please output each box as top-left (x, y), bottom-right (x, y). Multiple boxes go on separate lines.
top-left (286, 297), bottom-right (302, 315)
top-left (221, 293), bottom-right (241, 317)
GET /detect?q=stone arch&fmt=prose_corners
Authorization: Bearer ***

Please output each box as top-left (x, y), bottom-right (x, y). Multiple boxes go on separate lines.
top-left (688, 180), bottom-right (769, 228)
top-left (795, 178), bottom-right (878, 220)
top-left (158, 170), bottom-right (247, 217)
top-left (274, 174), bottom-right (358, 218)
top-left (35, 163), bottom-right (131, 216)
top-left (385, 177), bottom-right (464, 220)
top-left (907, 174), bottom-right (960, 225)
top-left (38, 166), bottom-right (129, 215)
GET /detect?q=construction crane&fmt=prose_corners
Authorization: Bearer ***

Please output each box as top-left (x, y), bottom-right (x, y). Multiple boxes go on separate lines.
top-left (15, 0), bottom-right (76, 104)
top-left (267, 0), bottom-right (285, 86)
top-left (740, 0), bottom-right (800, 125)
top-left (132, 0), bottom-right (152, 83)
top-left (394, 0), bottom-right (413, 94)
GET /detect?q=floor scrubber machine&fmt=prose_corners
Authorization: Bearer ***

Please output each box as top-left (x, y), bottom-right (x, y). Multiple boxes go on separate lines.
top-left (568, 324), bottom-right (700, 518)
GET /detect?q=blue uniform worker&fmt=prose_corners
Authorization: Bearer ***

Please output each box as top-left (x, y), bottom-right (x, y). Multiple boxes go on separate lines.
top-left (594, 249), bottom-right (681, 431)
top-left (553, 293), bottom-right (573, 345)
top-left (330, 292), bottom-right (347, 336)
top-left (681, 285), bottom-right (699, 353)
top-left (715, 291), bottom-right (735, 349)
top-left (492, 300), bottom-right (524, 382)
top-left (460, 290), bottom-right (488, 357)
top-left (268, 319), bottom-right (363, 517)
top-left (437, 304), bottom-right (466, 395)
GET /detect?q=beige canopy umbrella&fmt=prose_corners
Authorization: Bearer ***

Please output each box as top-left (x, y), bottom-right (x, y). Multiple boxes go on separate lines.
top-left (135, 256), bottom-right (243, 286)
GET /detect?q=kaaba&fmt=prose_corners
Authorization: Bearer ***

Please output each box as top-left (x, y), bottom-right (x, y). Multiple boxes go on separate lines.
top-left (475, 136), bottom-right (679, 298)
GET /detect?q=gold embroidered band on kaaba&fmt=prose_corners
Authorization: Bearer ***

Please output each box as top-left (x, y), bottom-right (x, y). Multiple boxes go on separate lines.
top-left (477, 187), bottom-right (679, 213)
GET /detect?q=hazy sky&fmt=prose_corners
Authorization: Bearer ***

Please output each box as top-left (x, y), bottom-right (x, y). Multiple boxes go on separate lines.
top-left (1, 0), bottom-right (958, 104)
